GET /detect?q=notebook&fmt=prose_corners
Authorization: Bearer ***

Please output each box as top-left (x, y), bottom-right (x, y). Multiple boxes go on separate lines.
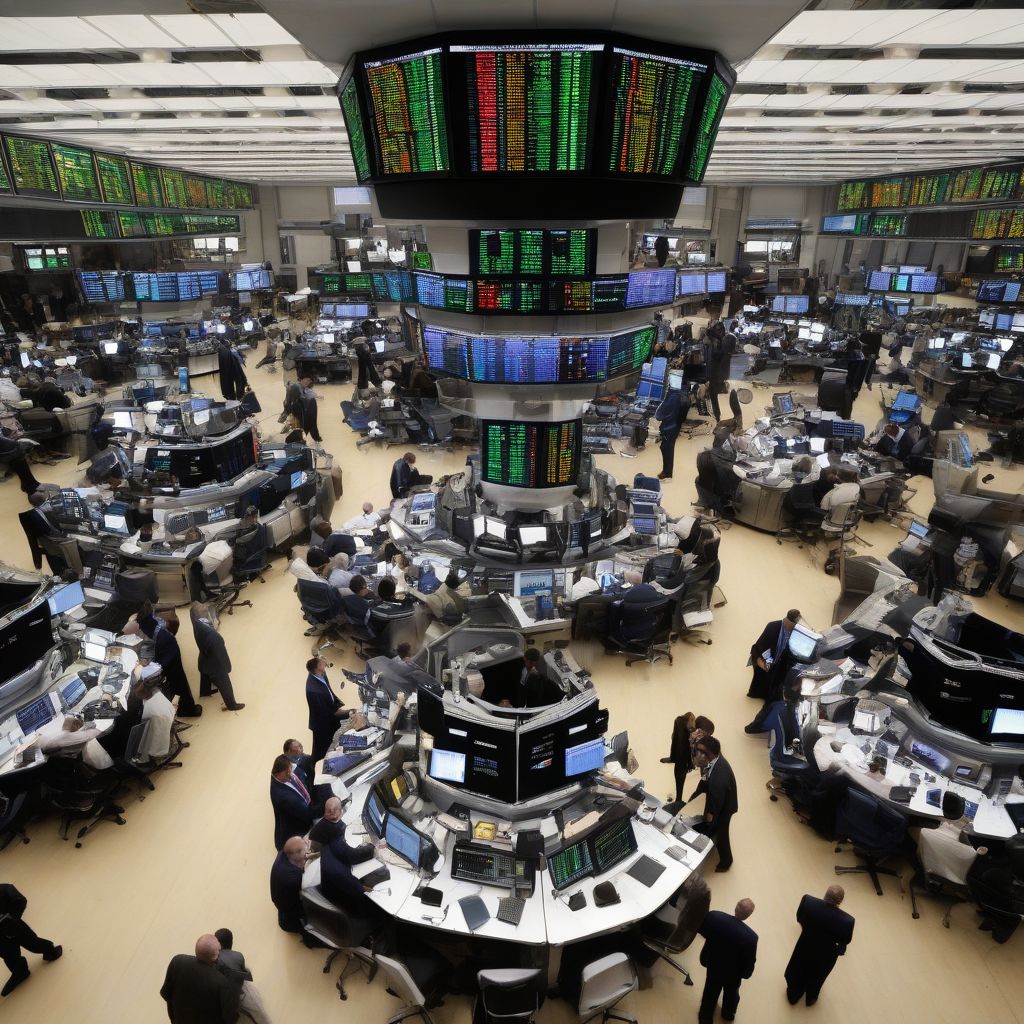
top-left (458, 895), bottom-right (491, 931)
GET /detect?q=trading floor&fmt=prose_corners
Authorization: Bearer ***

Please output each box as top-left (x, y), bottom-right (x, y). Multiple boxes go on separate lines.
top-left (2, 345), bottom-right (1022, 1024)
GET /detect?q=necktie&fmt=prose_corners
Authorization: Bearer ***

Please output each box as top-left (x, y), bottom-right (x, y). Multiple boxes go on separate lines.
top-left (289, 774), bottom-right (310, 804)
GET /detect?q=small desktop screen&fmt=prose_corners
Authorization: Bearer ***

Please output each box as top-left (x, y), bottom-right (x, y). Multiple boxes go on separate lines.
top-left (773, 393), bottom-right (795, 415)
top-left (788, 624), bottom-right (820, 661)
top-left (668, 369), bottom-right (684, 390)
top-left (15, 694), bottom-right (56, 736)
top-left (409, 492), bottom-right (435, 513)
top-left (365, 788), bottom-right (387, 837)
top-left (514, 570), bottom-right (554, 597)
top-left (47, 580), bottom-right (84, 615)
top-left (911, 739), bottom-right (950, 773)
top-left (102, 513), bottom-right (128, 535)
top-left (852, 709), bottom-right (879, 733)
top-left (591, 816), bottom-right (637, 873)
top-left (891, 391), bottom-right (921, 413)
top-left (988, 353), bottom-right (1002, 371)
top-left (931, 338), bottom-right (947, 350)
top-left (565, 737), bottom-right (605, 777)
top-left (483, 516), bottom-right (507, 540)
top-left (961, 352), bottom-right (973, 369)
top-left (990, 707), bottom-right (1024, 737)
top-left (429, 747), bottom-right (467, 784)
top-left (384, 813), bottom-right (422, 867)
top-left (908, 521), bottom-right (930, 539)
top-left (517, 525), bottom-right (549, 546)
top-left (103, 341), bottom-right (119, 355)
top-left (82, 639), bottom-right (108, 662)
top-left (61, 676), bottom-right (87, 708)
top-left (548, 839), bottom-right (593, 890)
top-left (959, 433), bottom-right (973, 466)
top-left (631, 516), bottom-right (658, 535)
top-left (290, 471), bottom-right (304, 489)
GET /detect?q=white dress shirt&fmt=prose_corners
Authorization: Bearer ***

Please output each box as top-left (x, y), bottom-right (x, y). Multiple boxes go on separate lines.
top-left (141, 691), bottom-right (175, 760)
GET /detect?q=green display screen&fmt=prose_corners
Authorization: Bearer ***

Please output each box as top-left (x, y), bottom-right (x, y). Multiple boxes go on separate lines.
top-left (131, 163), bottom-right (164, 206)
top-left (141, 213), bottom-right (176, 236)
top-left (413, 250), bottom-right (433, 270)
top-left (475, 229), bottom-right (515, 275)
top-left (837, 181), bottom-right (868, 211)
top-left (344, 273), bottom-right (372, 292)
top-left (549, 229), bottom-right (592, 276)
top-left (363, 47), bottom-right (449, 175)
top-left (340, 78), bottom-right (371, 181)
top-left (869, 214), bottom-right (908, 236)
top-left (908, 173), bottom-right (950, 207)
top-left (870, 178), bottom-right (906, 208)
top-left (95, 153), bottom-right (133, 204)
top-left (0, 150), bottom-right (10, 193)
top-left (318, 274), bottom-right (341, 294)
top-left (161, 168), bottom-right (189, 208)
top-left (459, 43), bottom-right (597, 173)
top-left (4, 135), bottom-right (59, 199)
top-left (52, 144), bottom-right (101, 203)
top-left (224, 181), bottom-right (253, 208)
top-left (117, 212), bottom-right (146, 238)
top-left (950, 168), bottom-right (984, 203)
top-left (80, 210), bottom-right (117, 238)
top-left (444, 278), bottom-right (474, 312)
top-left (686, 71), bottom-right (727, 182)
top-left (979, 167), bottom-right (1017, 202)
top-left (184, 174), bottom-right (208, 208)
top-left (972, 208), bottom-right (1024, 240)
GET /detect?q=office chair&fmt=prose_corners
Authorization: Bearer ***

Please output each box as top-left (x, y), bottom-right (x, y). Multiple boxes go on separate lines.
top-left (300, 887), bottom-right (377, 1000)
top-left (113, 717), bottom-right (185, 798)
top-left (632, 472), bottom-right (661, 494)
top-left (113, 569), bottom-right (159, 606)
top-left (776, 482), bottom-right (824, 546)
top-left (474, 968), bottom-right (543, 1024)
top-left (297, 578), bottom-right (348, 656)
top-left (675, 546), bottom-right (723, 646)
top-left (818, 371), bottom-right (852, 420)
top-left (41, 755), bottom-right (126, 849)
top-left (833, 787), bottom-right (907, 896)
top-left (821, 502), bottom-right (870, 576)
top-left (693, 449), bottom-right (739, 524)
top-left (577, 952), bottom-right (638, 1024)
top-left (190, 548), bottom-right (251, 615)
top-left (604, 594), bottom-right (675, 667)
top-left (907, 792), bottom-right (975, 926)
top-left (231, 524), bottom-right (269, 591)
top-left (764, 713), bottom-right (812, 801)
top-left (374, 953), bottom-right (438, 1024)
top-left (639, 872), bottom-right (710, 985)
top-left (965, 833), bottom-right (1024, 944)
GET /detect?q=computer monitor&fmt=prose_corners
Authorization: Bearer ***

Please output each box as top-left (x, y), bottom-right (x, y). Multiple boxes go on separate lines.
top-left (631, 515), bottom-right (658, 536)
top-left (908, 521), bottom-right (930, 539)
top-left (852, 709), bottom-right (879, 734)
top-left (15, 694), bottom-right (56, 736)
top-left (961, 352), bottom-right (973, 369)
top-left (384, 813), bottom-right (427, 868)
top-left (988, 353), bottom-right (1002, 371)
top-left (773, 393), bottom-right (795, 415)
top-left (514, 570), bottom-right (554, 597)
top-left (910, 739), bottom-right (950, 773)
top-left (102, 513), bottom-right (128, 535)
top-left (290, 471), bottom-right (304, 489)
top-left (47, 581), bottom-right (84, 615)
top-left (429, 748), bottom-right (467, 784)
top-left (591, 815), bottom-right (638, 873)
top-left (787, 623), bottom-right (820, 662)
top-left (483, 516), bottom-right (507, 540)
top-left (990, 707), bottom-right (1024, 737)
top-left (60, 676), bottom-right (87, 709)
top-left (517, 525), bottom-right (549, 547)
top-left (472, 514), bottom-right (486, 538)
top-left (891, 391), bottom-right (920, 414)
top-left (1000, 336), bottom-right (1016, 349)
top-left (565, 737), bottom-right (605, 777)
top-left (959, 433), bottom-right (973, 467)
top-left (932, 338), bottom-right (947, 350)
top-left (103, 341), bottom-right (119, 355)
top-left (668, 369), bottom-right (684, 390)
top-left (364, 788), bottom-right (387, 838)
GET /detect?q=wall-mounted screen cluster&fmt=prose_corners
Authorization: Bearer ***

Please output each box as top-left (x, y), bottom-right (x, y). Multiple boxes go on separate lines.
top-left (421, 323), bottom-right (655, 383)
top-left (837, 161), bottom-right (1024, 212)
top-left (470, 228), bottom-right (596, 277)
top-left (821, 213), bottom-right (871, 235)
top-left (336, 33), bottom-right (734, 216)
top-left (971, 207), bottom-right (1024, 240)
top-left (867, 271), bottom-right (941, 295)
top-left (73, 269), bottom-right (225, 303)
top-left (0, 132), bottom-right (253, 209)
top-left (481, 419), bottom-right (581, 488)
top-left (81, 210), bottom-right (240, 239)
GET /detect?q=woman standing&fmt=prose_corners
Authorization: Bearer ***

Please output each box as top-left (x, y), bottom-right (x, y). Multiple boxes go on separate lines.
top-left (661, 712), bottom-right (696, 803)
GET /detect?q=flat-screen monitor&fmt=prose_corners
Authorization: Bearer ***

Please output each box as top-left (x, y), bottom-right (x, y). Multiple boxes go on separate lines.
top-left (908, 521), bottom-right (930, 539)
top-left (990, 707), bottom-right (1024, 738)
top-left (517, 525), bottom-right (549, 547)
top-left (706, 270), bottom-right (727, 292)
top-left (480, 420), bottom-right (580, 489)
top-left (102, 513), bottom-right (128, 535)
top-left (988, 353), bottom-right (1002, 371)
top-left (384, 812), bottom-right (423, 867)
top-left (365, 787), bottom-right (387, 837)
top-left (483, 515), bottom-right (507, 540)
top-left (514, 570), bottom-right (554, 597)
top-left (0, 603), bottom-right (54, 680)
top-left (892, 391), bottom-right (921, 413)
top-left (103, 341), bottom-right (119, 355)
top-left (61, 676), bottom-right (87, 709)
top-left (15, 694), bottom-right (56, 736)
top-left (852, 709), bottom-right (879, 733)
top-left (933, 337), bottom-right (948, 349)
top-left (290, 471), bottom-right (303, 489)
top-left (868, 271), bottom-right (891, 291)
top-left (773, 392), bottom-right (795, 415)
top-left (565, 737), bottom-right (605, 776)
top-left (548, 838), bottom-right (593, 890)
top-left (429, 747), bottom-right (467, 784)
top-left (631, 515), bottom-right (658, 535)
top-left (961, 352), bottom-right (973, 369)
top-left (590, 815), bottom-right (638, 873)
top-left (910, 739), bottom-right (950, 773)
top-left (231, 267), bottom-right (271, 291)
top-left (47, 581), bottom-right (84, 615)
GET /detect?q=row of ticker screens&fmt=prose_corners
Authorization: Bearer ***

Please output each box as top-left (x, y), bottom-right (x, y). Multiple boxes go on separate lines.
top-left (74, 268), bottom-right (272, 303)
top-left (312, 267), bottom-right (727, 314)
top-left (338, 34), bottom-right (733, 184)
top-left (422, 325), bottom-right (655, 386)
top-left (0, 131), bottom-right (252, 209)
top-left (823, 207), bottom-right (1024, 242)
top-left (835, 161), bottom-right (1024, 212)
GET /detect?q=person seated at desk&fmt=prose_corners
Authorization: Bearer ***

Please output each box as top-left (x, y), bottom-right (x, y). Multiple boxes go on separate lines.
top-left (812, 467), bottom-right (837, 506)
top-left (910, 793), bottom-right (978, 889)
top-left (283, 738), bottom-right (315, 792)
top-left (309, 796), bottom-right (374, 865)
top-left (820, 466), bottom-right (860, 513)
top-left (270, 754), bottom-right (315, 851)
top-left (874, 422), bottom-right (915, 462)
top-left (312, 522), bottom-right (358, 560)
top-left (37, 713), bottom-right (112, 771)
top-left (390, 451), bottom-right (431, 500)
top-left (318, 839), bottom-right (389, 932)
top-left (270, 837), bottom-right (309, 935)
top-left (343, 502), bottom-right (381, 531)
top-left (340, 575), bottom-right (372, 628)
top-left (483, 648), bottom-right (563, 709)
top-left (376, 577), bottom-right (398, 603)
top-left (412, 570), bottom-right (467, 622)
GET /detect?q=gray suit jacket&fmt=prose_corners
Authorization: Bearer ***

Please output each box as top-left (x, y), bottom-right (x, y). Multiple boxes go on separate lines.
top-left (216, 948), bottom-right (253, 987)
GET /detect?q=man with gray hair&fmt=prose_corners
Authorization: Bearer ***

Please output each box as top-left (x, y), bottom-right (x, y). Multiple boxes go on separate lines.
top-left (160, 932), bottom-right (239, 1023)
top-left (785, 885), bottom-right (855, 1007)
top-left (343, 502), bottom-right (381, 531)
top-left (697, 898), bottom-right (758, 1024)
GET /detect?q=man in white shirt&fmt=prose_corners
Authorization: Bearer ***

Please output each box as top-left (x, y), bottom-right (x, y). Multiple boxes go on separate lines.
top-left (819, 467), bottom-right (860, 514)
top-left (37, 713), bottom-right (112, 770)
top-left (327, 553), bottom-right (354, 591)
top-left (343, 502), bottom-right (381, 531)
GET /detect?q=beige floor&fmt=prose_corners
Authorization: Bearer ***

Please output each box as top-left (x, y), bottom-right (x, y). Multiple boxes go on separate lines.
top-left (1, 351), bottom-right (1023, 1024)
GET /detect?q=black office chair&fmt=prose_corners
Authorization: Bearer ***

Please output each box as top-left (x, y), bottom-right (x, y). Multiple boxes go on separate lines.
top-left (297, 578), bottom-right (347, 656)
top-left (818, 371), bottom-right (852, 420)
top-left (776, 482), bottom-right (824, 546)
top-left (833, 787), bottom-right (907, 895)
top-left (966, 833), bottom-right (1024, 944)
top-left (763, 705), bottom-right (812, 801)
top-left (41, 755), bottom-right (126, 848)
top-left (113, 569), bottom-right (159, 606)
top-left (603, 594), bottom-right (675, 667)
top-left (474, 968), bottom-right (544, 1024)
top-left (231, 524), bottom-right (269, 589)
top-left (639, 872), bottom-right (710, 985)
top-left (300, 887), bottom-right (378, 1000)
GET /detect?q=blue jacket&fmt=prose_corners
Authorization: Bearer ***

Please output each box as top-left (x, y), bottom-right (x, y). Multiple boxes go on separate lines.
top-left (270, 776), bottom-right (314, 851)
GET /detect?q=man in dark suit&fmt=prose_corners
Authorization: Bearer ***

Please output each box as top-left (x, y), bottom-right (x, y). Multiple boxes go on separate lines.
top-left (217, 340), bottom-right (245, 402)
top-left (270, 837), bottom-right (308, 934)
top-left (655, 386), bottom-right (686, 480)
top-left (304, 656), bottom-right (348, 762)
top-left (18, 492), bottom-right (61, 571)
top-left (697, 899), bottom-right (758, 1024)
top-left (516, 648), bottom-right (563, 708)
top-left (160, 933), bottom-right (239, 1023)
top-left (390, 451), bottom-right (431, 499)
top-left (0, 883), bottom-right (61, 997)
top-left (688, 735), bottom-right (739, 872)
top-left (214, 928), bottom-right (270, 1024)
top-left (283, 738), bottom-right (315, 792)
top-left (339, 578), bottom-right (373, 632)
top-left (297, 376), bottom-right (322, 444)
top-left (785, 885), bottom-right (855, 1007)
top-left (270, 755), bottom-right (314, 851)
top-left (746, 609), bottom-right (800, 702)
top-left (319, 839), bottom-right (389, 932)
top-left (874, 422), bottom-right (915, 461)
top-left (192, 611), bottom-right (244, 711)
top-left (309, 796), bottom-right (375, 864)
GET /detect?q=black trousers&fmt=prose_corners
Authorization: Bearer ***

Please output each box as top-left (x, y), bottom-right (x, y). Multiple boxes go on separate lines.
top-left (311, 727), bottom-right (334, 765)
top-left (695, 810), bottom-right (734, 868)
top-left (659, 432), bottom-right (679, 477)
top-left (699, 970), bottom-right (741, 1024)
top-left (673, 763), bottom-right (690, 803)
top-left (5, 455), bottom-right (39, 494)
top-left (708, 387), bottom-right (722, 422)
top-left (0, 919), bottom-right (57, 977)
top-left (200, 670), bottom-right (238, 708)
top-left (163, 659), bottom-right (199, 716)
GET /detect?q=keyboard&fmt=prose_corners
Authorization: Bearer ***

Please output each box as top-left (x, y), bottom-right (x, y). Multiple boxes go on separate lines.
top-left (497, 896), bottom-right (525, 926)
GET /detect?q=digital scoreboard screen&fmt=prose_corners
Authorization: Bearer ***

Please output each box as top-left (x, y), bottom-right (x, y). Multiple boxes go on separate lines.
top-left (456, 43), bottom-right (597, 173)
top-left (470, 228), bottom-right (594, 277)
top-left (869, 214), bottom-right (908, 236)
top-left (339, 77), bottom-right (372, 181)
top-left (371, 270), bottom-right (415, 302)
top-left (549, 229), bottom-right (592, 275)
top-left (607, 324), bottom-right (656, 375)
top-left (161, 168), bottom-right (189, 208)
top-left (4, 135), bottom-right (59, 199)
top-left (972, 208), bottom-right (1024, 240)
top-left (81, 210), bottom-right (118, 238)
top-left (821, 213), bottom-right (871, 234)
top-left (592, 276), bottom-right (629, 310)
top-left (0, 149), bottom-right (10, 193)
top-left (837, 181), bottom-right (869, 211)
top-left (995, 249), bottom-right (1024, 273)
top-left (78, 271), bottom-right (126, 303)
top-left (481, 419), bottom-right (581, 488)
top-left (132, 273), bottom-right (181, 302)
top-left (363, 47), bottom-right (449, 175)
top-left (608, 47), bottom-right (699, 176)
top-left (131, 163), bottom-right (164, 206)
top-left (183, 173), bottom-right (208, 208)
top-left (52, 144), bottom-right (101, 203)
top-left (625, 268), bottom-right (676, 307)
top-left (95, 152), bottom-right (134, 205)
top-left (688, 70), bottom-right (729, 182)
top-left (474, 229), bottom-right (516, 275)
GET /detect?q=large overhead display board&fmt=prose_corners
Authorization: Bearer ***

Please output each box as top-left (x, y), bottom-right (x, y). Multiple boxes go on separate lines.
top-left (336, 32), bottom-right (735, 217)
top-left (481, 419), bottom-right (581, 488)
top-left (470, 229), bottom-right (596, 277)
top-left (836, 161), bottom-right (1024, 212)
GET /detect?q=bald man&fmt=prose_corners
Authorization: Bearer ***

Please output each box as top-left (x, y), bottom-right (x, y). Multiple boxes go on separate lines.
top-left (270, 837), bottom-right (308, 935)
top-left (160, 933), bottom-right (239, 1024)
top-left (308, 797), bottom-right (374, 866)
top-left (698, 899), bottom-right (758, 1024)
top-left (785, 885), bottom-right (855, 1007)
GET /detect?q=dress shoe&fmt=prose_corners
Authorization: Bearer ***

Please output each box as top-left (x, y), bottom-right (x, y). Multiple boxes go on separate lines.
top-left (805, 997), bottom-right (817, 1007)
top-left (714, 863), bottom-right (731, 873)
top-left (42, 946), bottom-right (62, 963)
top-left (786, 990), bottom-right (801, 1005)
top-left (200, 686), bottom-right (219, 696)
top-left (722, 1014), bottom-right (735, 1021)
top-left (178, 707), bottom-right (202, 718)
top-left (743, 723), bottom-right (760, 734)
top-left (2, 970), bottom-right (29, 997)
top-left (222, 703), bottom-right (246, 711)
top-left (660, 757), bottom-right (672, 763)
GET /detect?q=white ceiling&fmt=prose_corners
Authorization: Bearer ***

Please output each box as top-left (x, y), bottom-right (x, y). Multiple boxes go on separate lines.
top-left (0, 2), bottom-right (1022, 189)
